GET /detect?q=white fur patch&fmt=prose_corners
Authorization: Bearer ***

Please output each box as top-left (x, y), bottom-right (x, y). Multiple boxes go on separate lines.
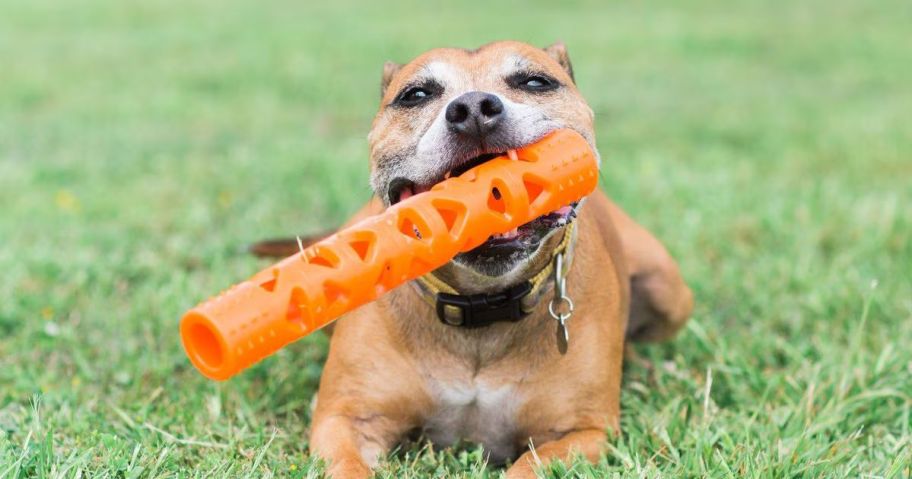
top-left (360, 441), bottom-right (384, 468)
top-left (499, 54), bottom-right (529, 76)
top-left (422, 61), bottom-right (460, 86)
top-left (424, 378), bottom-right (521, 463)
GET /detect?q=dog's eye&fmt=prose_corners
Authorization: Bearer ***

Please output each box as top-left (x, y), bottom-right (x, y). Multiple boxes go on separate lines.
top-left (402, 88), bottom-right (429, 103)
top-left (394, 84), bottom-right (440, 107)
top-left (508, 73), bottom-right (559, 93)
top-left (524, 77), bottom-right (548, 88)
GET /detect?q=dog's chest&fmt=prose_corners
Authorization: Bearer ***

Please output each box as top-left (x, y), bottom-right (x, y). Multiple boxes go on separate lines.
top-left (423, 376), bottom-right (522, 463)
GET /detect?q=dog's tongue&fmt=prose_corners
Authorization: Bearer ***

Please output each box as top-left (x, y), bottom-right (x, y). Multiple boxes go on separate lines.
top-left (398, 184), bottom-right (432, 202)
top-left (555, 205), bottom-right (573, 216)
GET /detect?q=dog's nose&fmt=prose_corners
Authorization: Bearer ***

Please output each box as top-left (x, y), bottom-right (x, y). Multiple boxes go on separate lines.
top-left (445, 91), bottom-right (504, 139)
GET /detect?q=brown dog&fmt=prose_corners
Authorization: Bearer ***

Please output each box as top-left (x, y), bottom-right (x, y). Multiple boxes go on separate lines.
top-left (259, 41), bottom-right (692, 478)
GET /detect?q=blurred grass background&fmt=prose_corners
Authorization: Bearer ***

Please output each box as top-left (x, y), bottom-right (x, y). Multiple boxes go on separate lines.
top-left (1, 0), bottom-right (910, 476)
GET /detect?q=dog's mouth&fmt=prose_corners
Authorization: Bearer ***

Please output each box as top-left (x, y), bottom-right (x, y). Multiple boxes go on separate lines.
top-left (387, 145), bottom-right (579, 261)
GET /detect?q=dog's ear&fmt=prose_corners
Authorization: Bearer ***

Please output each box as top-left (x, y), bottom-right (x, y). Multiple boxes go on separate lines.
top-left (543, 42), bottom-right (574, 83)
top-left (381, 61), bottom-right (403, 98)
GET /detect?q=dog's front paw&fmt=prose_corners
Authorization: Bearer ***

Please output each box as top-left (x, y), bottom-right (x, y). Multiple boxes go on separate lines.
top-left (325, 458), bottom-right (373, 479)
top-left (504, 461), bottom-right (541, 479)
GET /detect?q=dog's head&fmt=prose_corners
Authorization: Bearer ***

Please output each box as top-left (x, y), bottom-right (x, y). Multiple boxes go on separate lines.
top-left (368, 41), bottom-right (597, 291)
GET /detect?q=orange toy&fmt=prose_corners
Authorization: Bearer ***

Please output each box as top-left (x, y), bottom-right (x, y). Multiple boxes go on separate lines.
top-left (181, 129), bottom-right (599, 380)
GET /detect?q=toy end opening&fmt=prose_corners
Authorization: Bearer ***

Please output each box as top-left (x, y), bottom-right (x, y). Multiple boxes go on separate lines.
top-left (181, 312), bottom-right (228, 378)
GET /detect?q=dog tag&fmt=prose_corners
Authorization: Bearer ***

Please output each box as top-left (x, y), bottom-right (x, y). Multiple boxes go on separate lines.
top-left (556, 318), bottom-right (569, 354)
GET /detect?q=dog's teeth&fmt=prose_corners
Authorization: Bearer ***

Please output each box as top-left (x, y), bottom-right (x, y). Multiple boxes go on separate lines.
top-left (489, 227), bottom-right (521, 241)
top-left (507, 149), bottom-right (518, 161)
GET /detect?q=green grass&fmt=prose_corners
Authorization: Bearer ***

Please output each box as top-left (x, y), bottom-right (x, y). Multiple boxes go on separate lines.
top-left (1, 0), bottom-right (911, 476)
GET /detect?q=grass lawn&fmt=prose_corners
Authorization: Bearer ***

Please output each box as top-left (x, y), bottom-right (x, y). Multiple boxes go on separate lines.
top-left (1, 0), bottom-right (910, 476)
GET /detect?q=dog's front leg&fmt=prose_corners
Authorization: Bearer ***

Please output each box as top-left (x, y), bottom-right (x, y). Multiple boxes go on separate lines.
top-left (310, 408), bottom-right (398, 479)
top-left (506, 429), bottom-right (607, 479)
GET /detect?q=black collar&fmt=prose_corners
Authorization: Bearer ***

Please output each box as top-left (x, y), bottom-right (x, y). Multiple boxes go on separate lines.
top-left (434, 281), bottom-right (533, 328)
top-left (411, 223), bottom-right (576, 329)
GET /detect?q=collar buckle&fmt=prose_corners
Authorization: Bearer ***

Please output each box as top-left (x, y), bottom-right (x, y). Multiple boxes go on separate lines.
top-left (435, 281), bottom-right (533, 328)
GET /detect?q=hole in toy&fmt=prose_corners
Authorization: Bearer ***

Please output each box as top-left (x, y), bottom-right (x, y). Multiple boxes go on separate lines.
top-left (438, 208), bottom-right (457, 230)
top-left (398, 212), bottom-right (431, 241)
top-left (286, 288), bottom-right (309, 325)
top-left (258, 269), bottom-right (279, 292)
top-left (186, 318), bottom-right (224, 370)
top-left (488, 186), bottom-right (506, 214)
top-left (307, 248), bottom-right (339, 268)
top-left (431, 198), bottom-right (467, 234)
top-left (523, 174), bottom-right (546, 205)
top-left (349, 238), bottom-right (373, 261)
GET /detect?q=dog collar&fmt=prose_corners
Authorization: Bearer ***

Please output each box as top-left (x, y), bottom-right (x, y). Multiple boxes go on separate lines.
top-left (411, 222), bottom-right (577, 328)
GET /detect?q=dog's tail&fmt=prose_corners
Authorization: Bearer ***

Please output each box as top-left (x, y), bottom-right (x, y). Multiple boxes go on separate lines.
top-left (248, 232), bottom-right (333, 258)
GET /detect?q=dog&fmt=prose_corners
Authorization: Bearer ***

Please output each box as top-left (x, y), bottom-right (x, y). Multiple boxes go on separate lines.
top-left (253, 40), bottom-right (693, 478)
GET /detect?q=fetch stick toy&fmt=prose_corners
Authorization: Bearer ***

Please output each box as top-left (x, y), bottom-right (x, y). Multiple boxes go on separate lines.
top-left (181, 129), bottom-right (599, 380)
